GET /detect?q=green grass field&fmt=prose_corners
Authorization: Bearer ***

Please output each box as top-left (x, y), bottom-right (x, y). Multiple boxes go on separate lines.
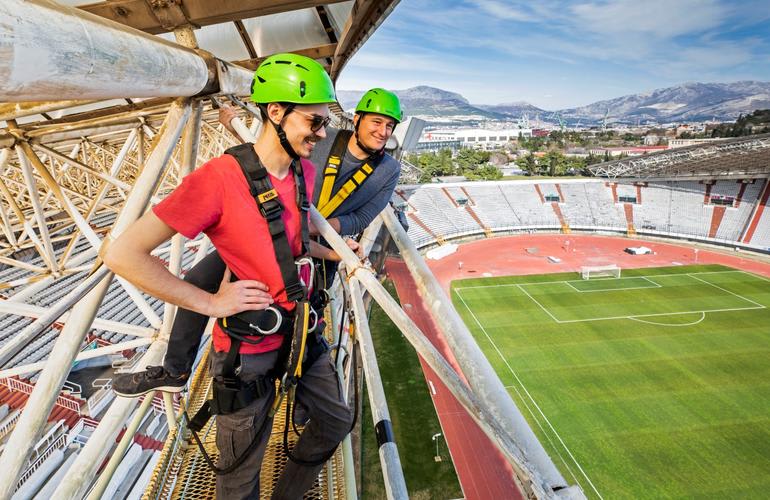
top-left (451, 264), bottom-right (770, 499)
top-left (362, 281), bottom-right (462, 500)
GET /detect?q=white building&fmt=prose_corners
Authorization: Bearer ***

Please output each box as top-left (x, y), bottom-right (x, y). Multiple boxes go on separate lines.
top-left (420, 127), bottom-right (532, 150)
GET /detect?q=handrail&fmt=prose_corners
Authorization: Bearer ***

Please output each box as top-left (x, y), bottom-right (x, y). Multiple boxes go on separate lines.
top-left (0, 410), bottom-right (21, 441)
top-left (16, 432), bottom-right (68, 489)
top-left (0, 378), bottom-right (82, 413)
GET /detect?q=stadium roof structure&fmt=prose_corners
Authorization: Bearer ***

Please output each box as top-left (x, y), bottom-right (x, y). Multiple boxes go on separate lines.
top-left (0, 0), bottom-right (399, 129)
top-left (588, 133), bottom-right (770, 181)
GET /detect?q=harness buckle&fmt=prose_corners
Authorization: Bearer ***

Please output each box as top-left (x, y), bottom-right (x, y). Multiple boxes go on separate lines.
top-left (247, 306), bottom-right (283, 335)
top-left (219, 376), bottom-right (240, 390)
top-left (259, 199), bottom-right (283, 221)
top-left (285, 282), bottom-right (306, 302)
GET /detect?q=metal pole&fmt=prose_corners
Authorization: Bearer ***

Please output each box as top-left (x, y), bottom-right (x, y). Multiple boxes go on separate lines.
top-left (0, 265), bottom-right (110, 366)
top-left (0, 275), bottom-right (112, 500)
top-left (0, 101), bottom-right (190, 500)
top-left (162, 392), bottom-right (178, 431)
top-left (379, 208), bottom-right (569, 491)
top-left (158, 99), bottom-right (202, 337)
top-left (52, 341), bottom-right (167, 499)
top-left (0, 0), bottom-right (207, 101)
top-left (15, 144), bottom-right (59, 273)
top-left (310, 207), bottom-right (550, 498)
top-left (84, 390), bottom-right (156, 500)
top-left (348, 277), bottom-right (408, 500)
top-left (0, 337), bottom-right (153, 379)
top-left (0, 1), bottom-right (255, 102)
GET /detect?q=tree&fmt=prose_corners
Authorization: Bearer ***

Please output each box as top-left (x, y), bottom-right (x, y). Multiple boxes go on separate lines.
top-left (515, 154), bottom-right (538, 175)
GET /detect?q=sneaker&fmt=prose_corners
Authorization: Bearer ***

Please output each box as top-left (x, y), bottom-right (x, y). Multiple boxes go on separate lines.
top-left (112, 366), bottom-right (188, 397)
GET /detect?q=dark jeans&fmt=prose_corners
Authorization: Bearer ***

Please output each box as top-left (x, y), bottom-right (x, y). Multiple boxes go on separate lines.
top-left (163, 251), bottom-right (227, 377)
top-left (163, 251), bottom-right (339, 376)
top-left (211, 346), bottom-right (353, 499)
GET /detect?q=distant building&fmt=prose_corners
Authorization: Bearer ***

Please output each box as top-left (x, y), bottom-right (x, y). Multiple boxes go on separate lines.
top-left (417, 127), bottom-right (532, 152)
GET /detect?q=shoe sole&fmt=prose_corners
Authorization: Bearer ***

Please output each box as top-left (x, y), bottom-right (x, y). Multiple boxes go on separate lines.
top-left (113, 384), bottom-right (185, 397)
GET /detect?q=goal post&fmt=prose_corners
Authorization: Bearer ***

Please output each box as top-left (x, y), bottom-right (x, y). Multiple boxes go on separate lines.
top-left (581, 264), bottom-right (621, 280)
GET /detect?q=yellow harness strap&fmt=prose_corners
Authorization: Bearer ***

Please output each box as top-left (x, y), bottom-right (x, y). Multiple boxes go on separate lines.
top-left (316, 156), bottom-right (340, 210)
top-left (317, 161), bottom-right (375, 218)
top-left (293, 301), bottom-right (310, 378)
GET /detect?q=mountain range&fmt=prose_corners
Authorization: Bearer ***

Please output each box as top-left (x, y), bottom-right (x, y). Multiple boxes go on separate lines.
top-left (337, 81), bottom-right (770, 125)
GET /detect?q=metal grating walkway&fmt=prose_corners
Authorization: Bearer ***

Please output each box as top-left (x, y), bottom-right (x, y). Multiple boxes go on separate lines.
top-left (143, 346), bottom-right (346, 499)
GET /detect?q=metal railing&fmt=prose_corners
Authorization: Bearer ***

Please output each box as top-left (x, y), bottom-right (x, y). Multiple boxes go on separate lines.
top-left (16, 421), bottom-right (68, 489)
top-left (1, 378), bottom-right (82, 413)
top-left (0, 410), bottom-right (21, 441)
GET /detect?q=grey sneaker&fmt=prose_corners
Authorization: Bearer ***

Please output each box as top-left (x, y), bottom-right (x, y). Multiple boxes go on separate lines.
top-left (112, 366), bottom-right (188, 397)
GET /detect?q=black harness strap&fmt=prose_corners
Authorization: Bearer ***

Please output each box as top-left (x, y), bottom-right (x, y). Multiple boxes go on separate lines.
top-left (226, 143), bottom-right (310, 302)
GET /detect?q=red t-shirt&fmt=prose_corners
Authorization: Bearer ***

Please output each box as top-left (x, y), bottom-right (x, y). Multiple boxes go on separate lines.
top-left (153, 152), bottom-right (315, 354)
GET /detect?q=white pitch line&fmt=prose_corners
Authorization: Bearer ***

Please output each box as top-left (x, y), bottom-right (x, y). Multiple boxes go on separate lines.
top-left (687, 273), bottom-right (767, 309)
top-left (641, 276), bottom-right (661, 287)
top-left (454, 289), bottom-right (585, 491)
top-left (454, 269), bottom-right (742, 292)
top-left (515, 284), bottom-right (563, 323)
top-left (563, 278), bottom-right (661, 293)
top-left (628, 311), bottom-right (707, 327)
top-left (454, 288), bottom-right (604, 499)
top-left (554, 305), bottom-right (763, 324)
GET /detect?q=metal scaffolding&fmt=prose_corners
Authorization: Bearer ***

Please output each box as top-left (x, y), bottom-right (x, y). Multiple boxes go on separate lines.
top-left (588, 133), bottom-right (770, 180)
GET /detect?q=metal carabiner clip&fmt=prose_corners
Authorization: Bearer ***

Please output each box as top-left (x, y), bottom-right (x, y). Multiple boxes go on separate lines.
top-left (248, 306), bottom-right (282, 335)
top-left (295, 256), bottom-right (315, 298)
top-left (307, 308), bottom-right (318, 333)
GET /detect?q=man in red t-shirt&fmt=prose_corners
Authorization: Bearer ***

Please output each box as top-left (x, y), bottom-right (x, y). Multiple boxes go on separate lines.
top-left (102, 54), bottom-right (353, 499)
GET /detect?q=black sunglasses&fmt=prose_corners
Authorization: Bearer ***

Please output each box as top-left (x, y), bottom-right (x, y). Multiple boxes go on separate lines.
top-left (293, 109), bottom-right (332, 133)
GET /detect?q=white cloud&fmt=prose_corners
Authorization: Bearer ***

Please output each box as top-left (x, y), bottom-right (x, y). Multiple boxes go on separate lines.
top-left (570, 0), bottom-right (725, 38)
top-left (472, 0), bottom-right (538, 22)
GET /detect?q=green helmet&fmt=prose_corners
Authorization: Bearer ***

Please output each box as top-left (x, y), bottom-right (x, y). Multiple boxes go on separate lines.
top-left (251, 53), bottom-right (336, 105)
top-left (355, 88), bottom-right (403, 123)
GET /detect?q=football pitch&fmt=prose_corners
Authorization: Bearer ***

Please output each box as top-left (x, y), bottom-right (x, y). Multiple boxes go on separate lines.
top-left (451, 264), bottom-right (770, 499)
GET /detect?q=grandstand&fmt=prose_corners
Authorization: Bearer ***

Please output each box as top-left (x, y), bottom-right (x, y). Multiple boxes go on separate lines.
top-left (398, 178), bottom-right (770, 251)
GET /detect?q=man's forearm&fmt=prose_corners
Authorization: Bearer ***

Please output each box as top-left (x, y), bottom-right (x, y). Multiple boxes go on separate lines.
top-left (107, 250), bottom-right (216, 316)
top-left (326, 217), bottom-right (341, 233)
top-left (309, 240), bottom-right (340, 261)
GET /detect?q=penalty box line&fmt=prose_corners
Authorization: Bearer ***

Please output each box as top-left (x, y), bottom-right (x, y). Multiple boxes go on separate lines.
top-left (456, 270), bottom-right (765, 325)
top-left (564, 276), bottom-right (662, 293)
top-left (519, 286), bottom-right (764, 326)
top-left (453, 269), bottom-right (743, 292)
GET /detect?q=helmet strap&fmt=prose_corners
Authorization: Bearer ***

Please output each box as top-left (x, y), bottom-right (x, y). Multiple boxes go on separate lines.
top-left (269, 104), bottom-right (300, 160)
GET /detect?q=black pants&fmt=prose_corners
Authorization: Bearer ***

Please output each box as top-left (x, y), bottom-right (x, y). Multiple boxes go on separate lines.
top-left (163, 251), bottom-right (339, 377)
top-left (163, 251), bottom-right (226, 376)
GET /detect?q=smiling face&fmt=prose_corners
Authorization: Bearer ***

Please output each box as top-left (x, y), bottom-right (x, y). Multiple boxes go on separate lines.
top-left (355, 112), bottom-right (396, 152)
top-left (267, 102), bottom-right (330, 158)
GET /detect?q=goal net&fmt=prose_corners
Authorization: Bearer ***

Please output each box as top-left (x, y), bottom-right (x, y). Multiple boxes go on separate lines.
top-left (581, 264), bottom-right (621, 280)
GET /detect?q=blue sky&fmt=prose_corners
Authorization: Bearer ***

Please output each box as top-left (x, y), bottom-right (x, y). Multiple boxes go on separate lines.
top-left (336, 0), bottom-right (770, 110)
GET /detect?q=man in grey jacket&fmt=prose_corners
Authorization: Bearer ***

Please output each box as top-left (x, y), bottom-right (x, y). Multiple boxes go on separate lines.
top-left (113, 88), bottom-right (403, 396)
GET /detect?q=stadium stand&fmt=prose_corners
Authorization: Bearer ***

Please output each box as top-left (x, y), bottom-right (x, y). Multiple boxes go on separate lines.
top-left (396, 178), bottom-right (770, 251)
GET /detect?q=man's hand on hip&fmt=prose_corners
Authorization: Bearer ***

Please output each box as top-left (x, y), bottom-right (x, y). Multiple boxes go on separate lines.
top-left (205, 267), bottom-right (273, 317)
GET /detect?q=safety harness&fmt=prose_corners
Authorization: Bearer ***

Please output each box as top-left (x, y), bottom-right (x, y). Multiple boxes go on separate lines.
top-left (316, 130), bottom-right (383, 218)
top-left (187, 143), bottom-right (329, 474)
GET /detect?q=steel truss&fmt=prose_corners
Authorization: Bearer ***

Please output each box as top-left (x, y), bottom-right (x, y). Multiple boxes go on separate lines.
top-left (588, 133), bottom-right (770, 181)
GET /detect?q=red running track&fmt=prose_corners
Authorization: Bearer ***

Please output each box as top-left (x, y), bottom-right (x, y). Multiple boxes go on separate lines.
top-left (386, 234), bottom-right (770, 500)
